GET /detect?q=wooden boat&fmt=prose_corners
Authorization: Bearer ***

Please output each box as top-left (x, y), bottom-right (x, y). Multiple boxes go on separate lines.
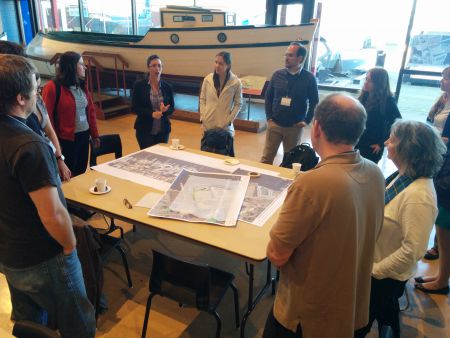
top-left (26, 6), bottom-right (317, 93)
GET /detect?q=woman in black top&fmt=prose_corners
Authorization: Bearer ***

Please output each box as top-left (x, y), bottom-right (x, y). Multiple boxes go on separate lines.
top-left (356, 67), bottom-right (402, 163)
top-left (132, 54), bottom-right (174, 149)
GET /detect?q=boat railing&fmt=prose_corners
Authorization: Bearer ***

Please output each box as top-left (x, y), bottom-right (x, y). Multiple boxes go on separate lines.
top-left (80, 54), bottom-right (105, 109)
top-left (49, 51), bottom-right (129, 110)
top-left (82, 52), bottom-right (130, 107)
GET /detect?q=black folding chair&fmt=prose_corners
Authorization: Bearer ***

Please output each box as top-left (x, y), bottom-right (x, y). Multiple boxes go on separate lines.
top-left (89, 134), bottom-right (122, 167)
top-left (141, 250), bottom-right (240, 338)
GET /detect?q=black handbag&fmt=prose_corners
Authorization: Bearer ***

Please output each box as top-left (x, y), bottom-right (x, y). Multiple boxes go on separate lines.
top-left (280, 143), bottom-right (319, 171)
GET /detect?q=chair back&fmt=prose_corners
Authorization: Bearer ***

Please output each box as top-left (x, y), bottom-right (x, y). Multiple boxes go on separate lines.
top-left (90, 134), bottom-right (122, 166)
top-left (12, 320), bottom-right (60, 338)
top-left (150, 250), bottom-right (212, 310)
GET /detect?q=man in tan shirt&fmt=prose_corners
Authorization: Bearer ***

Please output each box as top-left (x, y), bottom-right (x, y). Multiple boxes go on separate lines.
top-left (263, 93), bottom-right (385, 338)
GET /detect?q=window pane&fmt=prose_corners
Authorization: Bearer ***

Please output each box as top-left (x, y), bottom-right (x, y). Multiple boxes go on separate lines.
top-left (404, 0), bottom-right (450, 81)
top-left (35, 0), bottom-right (81, 32)
top-left (317, 0), bottom-right (412, 91)
top-left (398, 0), bottom-right (450, 122)
top-left (82, 0), bottom-right (132, 34)
top-left (0, 0), bottom-right (22, 42)
top-left (135, 0), bottom-right (152, 35)
top-left (276, 4), bottom-right (303, 25)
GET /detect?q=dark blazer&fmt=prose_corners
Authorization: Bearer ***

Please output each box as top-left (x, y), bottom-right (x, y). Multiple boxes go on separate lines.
top-left (435, 148), bottom-right (450, 209)
top-left (442, 114), bottom-right (450, 138)
top-left (132, 79), bottom-right (175, 134)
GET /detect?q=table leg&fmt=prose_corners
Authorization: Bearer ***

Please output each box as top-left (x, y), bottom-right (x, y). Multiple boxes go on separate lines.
top-left (247, 95), bottom-right (252, 120)
top-left (240, 260), bottom-right (273, 338)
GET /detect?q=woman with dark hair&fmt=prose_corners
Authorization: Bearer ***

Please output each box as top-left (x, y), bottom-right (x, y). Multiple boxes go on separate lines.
top-left (427, 66), bottom-right (450, 142)
top-left (34, 73), bottom-right (71, 181)
top-left (357, 120), bottom-right (446, 338)
top-left (42, 51), bottom-right (100, 177)
top-left (356, 67), bottom-right (401, 163)
top-left (421, 66), bottom-right (450, 260)
top-left (132, 54), bottom-right (174, 149)
top-left (199, 51), bottom-right (242, 156)
top-left (414, 146), bottom-right (450, 295)
top-left (414, 66), bottom-right (450, 290)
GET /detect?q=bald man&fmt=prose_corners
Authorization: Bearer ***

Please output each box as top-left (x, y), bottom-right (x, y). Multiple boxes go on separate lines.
top-left (263, 94), bottom-right (385, 338)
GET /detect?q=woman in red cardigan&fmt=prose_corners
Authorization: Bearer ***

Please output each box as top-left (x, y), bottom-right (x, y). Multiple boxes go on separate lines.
top-left (43, 51), bottom-right (100, 177)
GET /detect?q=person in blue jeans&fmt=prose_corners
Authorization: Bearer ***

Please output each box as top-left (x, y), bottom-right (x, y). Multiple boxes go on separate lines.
top-left (0, 54), bottom-right (96, 337)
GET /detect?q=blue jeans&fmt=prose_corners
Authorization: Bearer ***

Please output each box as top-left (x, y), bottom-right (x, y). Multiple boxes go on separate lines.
top-left (1, 250), bottom-right (96, 338)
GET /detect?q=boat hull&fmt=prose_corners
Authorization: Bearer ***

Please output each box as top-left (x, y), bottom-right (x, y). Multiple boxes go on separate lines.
top-left (26, 24), bottom-right (317, 86)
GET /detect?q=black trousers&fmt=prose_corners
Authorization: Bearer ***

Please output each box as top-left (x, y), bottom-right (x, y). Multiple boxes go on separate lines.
top-left (357, 144), bottom-right (384, 163)
top-left (59, 130), bottom-right (90, 177)
top-left (263, 306), bottom-right (379, 338)
top-left (357, 277), bottom-right (407, 338)
top-left (262, 307), bottom-right (303, 338)
top-left (135, 130), bottom-right (169, 150)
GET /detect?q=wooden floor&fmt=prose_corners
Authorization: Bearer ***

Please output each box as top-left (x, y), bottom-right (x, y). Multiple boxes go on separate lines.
top-left (1, 114), bottom-right (449, 337)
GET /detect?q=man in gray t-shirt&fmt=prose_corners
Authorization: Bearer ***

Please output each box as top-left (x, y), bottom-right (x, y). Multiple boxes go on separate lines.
top-left (0, 54), bottom-right (96, 338)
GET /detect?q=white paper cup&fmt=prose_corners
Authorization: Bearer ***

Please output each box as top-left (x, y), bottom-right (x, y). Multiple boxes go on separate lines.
top-left (95, 178), bottom-right (107, 192)
top-left (172, 138), bottom-right (180, 149)
top-left (292, 163), bottom-right (302, 176)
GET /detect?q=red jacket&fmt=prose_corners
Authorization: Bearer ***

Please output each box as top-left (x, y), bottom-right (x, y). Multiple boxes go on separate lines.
top-left (42, 81), bottom-right (99, 141)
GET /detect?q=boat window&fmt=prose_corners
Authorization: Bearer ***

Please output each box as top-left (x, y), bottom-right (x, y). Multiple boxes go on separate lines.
top-left (173, 16), bottom-right (195, 23)
top-left (170, 34), bottom-right (180, 44)
top-left (217, 33), bottom-right (227, 43)
top-left (202, 15), bottom-right (214, 23)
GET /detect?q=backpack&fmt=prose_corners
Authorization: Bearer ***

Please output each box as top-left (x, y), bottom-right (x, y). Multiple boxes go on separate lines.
top-left (280, 143), bottom-right (319, 171)
top-left (200, 128), bottom-right (234, 156)
top-left (51, 79), bottom-right (61, 126)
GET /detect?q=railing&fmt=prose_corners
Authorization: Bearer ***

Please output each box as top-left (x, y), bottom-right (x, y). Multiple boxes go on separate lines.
top-left (49, 51), bottom-right (129, 109)
top-left (83, 52), bottom-right (129, 100)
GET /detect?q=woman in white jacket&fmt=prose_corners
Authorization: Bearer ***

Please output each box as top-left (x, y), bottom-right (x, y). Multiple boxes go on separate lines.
top-left (199, 51), bottom-right (242, 156)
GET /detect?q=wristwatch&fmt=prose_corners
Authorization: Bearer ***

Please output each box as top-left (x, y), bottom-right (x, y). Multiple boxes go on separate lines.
top-left (56, 154), bottom-right (65, 161)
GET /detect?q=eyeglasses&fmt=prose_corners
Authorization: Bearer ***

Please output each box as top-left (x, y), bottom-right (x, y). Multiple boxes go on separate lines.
top-left (123, 198), bottom-right (133, 209)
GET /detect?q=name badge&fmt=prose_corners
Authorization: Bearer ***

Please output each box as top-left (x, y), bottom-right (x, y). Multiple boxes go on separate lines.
top-left (281, 97), bottom-right (292, 107)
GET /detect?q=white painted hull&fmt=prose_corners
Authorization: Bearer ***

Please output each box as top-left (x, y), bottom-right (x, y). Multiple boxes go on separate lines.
top-left (26, 24), bottom-right (317, 80)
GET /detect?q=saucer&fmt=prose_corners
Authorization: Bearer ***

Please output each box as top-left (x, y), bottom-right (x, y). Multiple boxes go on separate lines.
top-left (170, 144), bottom-right (185, 150)
top-left (89, 185), bottom-right (112, 195)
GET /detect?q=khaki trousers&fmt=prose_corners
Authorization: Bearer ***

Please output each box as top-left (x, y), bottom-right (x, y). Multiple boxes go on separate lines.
top-left (260, 121), bottom-right (304, 164)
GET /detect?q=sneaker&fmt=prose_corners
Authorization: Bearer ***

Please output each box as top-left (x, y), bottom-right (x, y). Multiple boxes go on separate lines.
top-left (424, 247), bottom-right (439, 260)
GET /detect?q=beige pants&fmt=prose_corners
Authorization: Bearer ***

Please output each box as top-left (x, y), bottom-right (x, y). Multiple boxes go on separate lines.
top-left (260, 121), bottom-right (304, 164)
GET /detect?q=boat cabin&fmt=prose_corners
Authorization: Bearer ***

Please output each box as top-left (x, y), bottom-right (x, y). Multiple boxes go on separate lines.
top-left (160, 6), bottom-right (236, 28)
